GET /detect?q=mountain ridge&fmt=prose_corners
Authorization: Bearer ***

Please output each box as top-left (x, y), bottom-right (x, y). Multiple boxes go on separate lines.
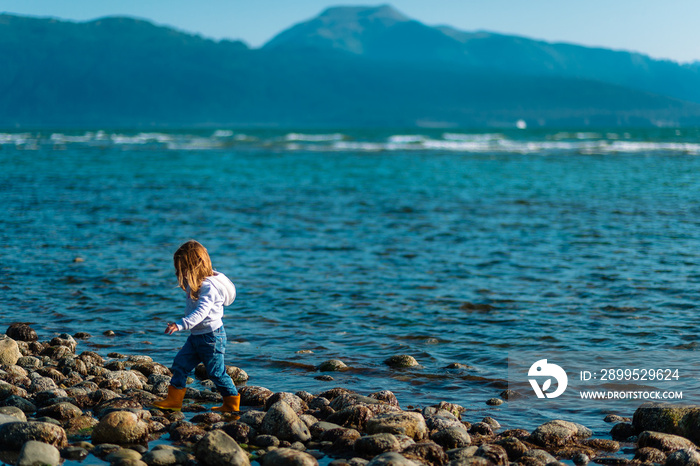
top-left (1, 7), bottom-right (700, 128)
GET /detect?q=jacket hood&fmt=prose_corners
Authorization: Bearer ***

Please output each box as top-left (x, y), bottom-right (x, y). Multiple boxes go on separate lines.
top-left (208, 272), bottom-right (236, 306)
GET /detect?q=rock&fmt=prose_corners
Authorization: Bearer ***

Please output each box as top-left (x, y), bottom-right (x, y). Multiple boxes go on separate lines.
top-left (195, 430), bottom-right (250, 466)
top-left (191, 412), bottom-right (223, 424)
top-left (30, 377), bottom-right (60, 394)
top-left (226, 366), bottom-right (249, 383)
top-left (354, 433), bottom-right (402, 457)
top-left (63, 415), bottom-right (99, 436)
top-left (369, 391), bottom-right (400, 408)
top-left (486, 398), bottom-right (504, 406)
top-left (261, 447), bottom-right (319, 466)
top-left (253, 434), bottom-right (280, 448)
top-left (169, 421), bottom-right (206, 443)
top-left (60, 446), bottom-right (89, 461)
top-left (401, 441), bottom-right (449, 465)
top-left (572, 452), bottom-right (590, 465)
top-left (220, 421), bottom-right (255, 444)
top-left (327, 406), bottom-right (374, 431)
top-left (366, 412), bottom-right (427, 441)
top-left (482, 417), bottom-right (500, 430)
top-left (634, 447), bottom-right (667, 463)
top-left (366, 452), bottom-right (419, 465)
top-left (94, 397), bottom-right (143, 417)
top-left (300, 414), bottom-right (319, 428)
top-left (105, 370), bottom-right (144, 390)
top-left (6, 323), bottom-right (38, 342)
top-left (16, 356), bottom-right (42, 370)
top-left (475, 444), bottom-right (508, 465)
top-left (91, 444), bottom-right (121, 459)
top-left (469, 422), bottom-right (494, 436)
top-left (239, 386), bottom-right (273, 406)
top-left (49, 334), bottom-right (77, 352)
top-left (529, 420), bottom-right (592, 447)
top-left (17, 440), bottom-right (61, 466)
top-left (383, 355), bottom-right (419, 368)
top-left (604, 414), bottom-right (630, 423)
top-left (261, 401), bottom-right (312, 442)
top-left (105, 448), bottom-right (143, 464)
top-left (0, 395), bottom-right (37, 413)
top-left (637, 431), bottom-right (696, 452)
top-left (431, 427), bottom-right (471, 449)
top-left (0, 337), bottom-right (22, 366)
top-left (141, 445), bottom-right (189, 466)
top-left (446, 446), bottom-right (479, 462)
top-left (678, 407), bottom-right (700, 444)
top-left (610, 422), bottom-right (635, 441)
top-left (239, 410), bottom-right (266, 430)
top-left (665, 449), bottom-right (700, 466)
top-left (521, 449), bottom-right (557, 464)
top-left (318, 360), bottom-right (348, 372)
top-left (265, 392), bottom-right (308, 414)
top-left (431, 402), bottom-right (466, 419)
top-left (494, 437), bottom-right (527, 461)
top-left (0, 406), bottom-right (27, 422)
top-left (131, 362), bottom-right (171, 378)
top-left (632, 403), bottom-right (692, 436)
top-left (0, 421), bottom-right (67, 450)
top-left (311, 421), bottom-right (344, 439)
top-left (36, 402), bottom-right (83, 421)
top-left (92, 411), bottom-right (149, 445)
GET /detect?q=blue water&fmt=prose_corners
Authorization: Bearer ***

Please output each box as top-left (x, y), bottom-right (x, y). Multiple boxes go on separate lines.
top-left (2, 128), bottom-right (700, 437)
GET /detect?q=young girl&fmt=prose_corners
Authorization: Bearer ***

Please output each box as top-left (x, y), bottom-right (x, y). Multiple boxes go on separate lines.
top-left (152, 240), bottom-right (240, 412)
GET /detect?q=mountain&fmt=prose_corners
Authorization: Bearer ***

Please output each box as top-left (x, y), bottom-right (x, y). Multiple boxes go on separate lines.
top-left (1, 9), bottom-right (699, 128)
top-left (264, 5), bottom-right (700, 105)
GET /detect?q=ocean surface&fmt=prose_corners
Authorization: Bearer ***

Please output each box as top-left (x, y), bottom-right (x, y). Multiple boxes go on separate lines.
top-left (2, 127), bottom-right (700, 440)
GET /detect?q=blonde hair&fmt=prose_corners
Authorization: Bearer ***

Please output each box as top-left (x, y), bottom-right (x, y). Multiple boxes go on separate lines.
top-left (174, 240), bottom-right (213, 300)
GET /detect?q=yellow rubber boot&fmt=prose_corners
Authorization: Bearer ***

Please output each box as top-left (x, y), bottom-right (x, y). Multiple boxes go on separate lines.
top-left (152, 386), bottom-right (187, 411)
top-left (211, 395), bottom-right (240, 413)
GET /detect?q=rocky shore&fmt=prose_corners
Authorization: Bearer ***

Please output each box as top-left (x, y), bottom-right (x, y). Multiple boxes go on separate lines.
top-left (0, 323), bottom-right (698, 466)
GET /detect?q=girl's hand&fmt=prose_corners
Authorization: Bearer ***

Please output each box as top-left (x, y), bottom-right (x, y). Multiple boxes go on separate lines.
top-left (165, 323), bottom-right (179, 335)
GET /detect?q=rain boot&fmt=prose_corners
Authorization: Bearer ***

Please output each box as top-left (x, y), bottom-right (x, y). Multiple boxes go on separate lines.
top-left (211, 394), bottom-right (240, 413)
top-left (152, 386), bottom-right (186, 411)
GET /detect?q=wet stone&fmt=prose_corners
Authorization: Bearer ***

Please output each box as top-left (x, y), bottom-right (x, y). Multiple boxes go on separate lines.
top-left (6, 323), bottom-right (38, 342)
top-left (637, 431), bottom-right (696, 452)
top-left (665, 449), bottom-right (700, 466)
top-left (260, 447), bottom-right (318, 466)
top-left (195, 430), bottom-right (250, 466)
top-left (402, 441), bottom-right (449, 465)
top-left (431, 427), bottom-right (471, 450)
top-left (469, 422), bottom-right (494, 436)
top-left (529, 420), bottom-right (592, 448)
top-left (475, 443), bottom-right (508, 466)
top-left (17, 440), bottom-right (61, 466)
top-left (572, 452), bottom-right (590, 465)
top-left (366, 412), bottom-right (428, 441)
top-left (318, 360), bottom-right (348, 372)
top-left (633, 447), bottom-right (667, 463)
top-left (239, 386), bottom-right (273, 406)
top-left (610, 422), bottom-right (635, 441)
top-left (383, 355), bottom-right (419, 369)
top-left (61, 446), bottom-right (89, 461)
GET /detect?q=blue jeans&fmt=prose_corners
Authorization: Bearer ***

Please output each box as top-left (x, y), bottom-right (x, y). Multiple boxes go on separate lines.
top-left (170, 326), bottom-right (238, 397)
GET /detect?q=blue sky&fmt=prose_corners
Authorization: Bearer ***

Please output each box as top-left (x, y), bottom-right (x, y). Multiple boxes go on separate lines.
top-left (2, 0), bottom-right (698, 63)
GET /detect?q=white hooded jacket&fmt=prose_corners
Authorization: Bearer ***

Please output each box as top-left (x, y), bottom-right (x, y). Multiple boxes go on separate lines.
top-left (176, 272), bottom-right (236, 335)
